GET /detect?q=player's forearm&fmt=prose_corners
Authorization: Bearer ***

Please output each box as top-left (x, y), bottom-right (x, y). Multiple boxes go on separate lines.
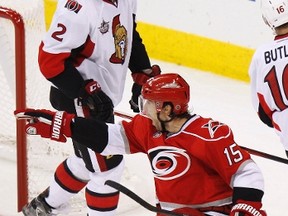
top-left (231, 160), bottom-right (265, 215)
top-left (71, 117), bottom-right (109, 153)
top-left (71, 117), bottom-right (127, 155)
top-left (232, 160), bottom-right (264, 201)
top-left (48, 61), bottom-right (84, 99)
top-left (39, 42), bottom-right (85, 99)
top-left (258, 104), bottom-right (273, 127)
top-left (129, 16), bottom-right (151, 73)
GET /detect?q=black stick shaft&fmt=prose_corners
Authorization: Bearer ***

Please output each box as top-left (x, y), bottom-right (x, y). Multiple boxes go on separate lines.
top-left (105, 180), bottom-right (187, 216)
top-left (240, 146), bottom-right (288, 164)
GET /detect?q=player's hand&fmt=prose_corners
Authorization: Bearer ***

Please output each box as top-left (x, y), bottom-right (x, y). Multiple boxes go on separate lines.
top-left (230, 200), bottom-right (267, 216)
top-left (78, 79), bottom-right (114, 120)
top-left (14, 108), bottom-right (74, 142)
top-left (130, 65), bottom-right (161, 113)
top-left (129, 82), bottom-right (142, 112)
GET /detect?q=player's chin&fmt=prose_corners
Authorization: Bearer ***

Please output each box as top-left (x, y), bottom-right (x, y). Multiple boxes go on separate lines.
top-left (152, 119), bottom-right (163, 131)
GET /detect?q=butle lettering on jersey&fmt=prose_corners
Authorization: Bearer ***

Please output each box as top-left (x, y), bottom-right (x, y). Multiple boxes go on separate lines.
top-left (113, 114), bottom-right (252, 207)
top-left (39, 0), bottom-right (136, 106)
top-left (264, 44), bottom-right (288, 64)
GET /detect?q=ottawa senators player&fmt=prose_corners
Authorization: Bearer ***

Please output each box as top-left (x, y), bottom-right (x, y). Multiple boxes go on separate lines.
top-left (15, 73), bottom-right (266, 216)
top-left (249, 0), bottom-right (288, 158)
top-left (21, 0), bottom-right (160, 215)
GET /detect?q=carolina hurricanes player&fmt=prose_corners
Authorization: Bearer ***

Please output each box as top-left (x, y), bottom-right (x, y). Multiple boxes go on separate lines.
top-left (21, 0), bottom-right (160, 215)
top-left (15, 73), bottom-right (266, 216)
top-left (249, 0), bottom-right (288, 158)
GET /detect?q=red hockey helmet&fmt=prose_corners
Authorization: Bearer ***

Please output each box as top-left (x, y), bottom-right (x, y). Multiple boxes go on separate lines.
top-left (141, 73), bottom-right (190, 114)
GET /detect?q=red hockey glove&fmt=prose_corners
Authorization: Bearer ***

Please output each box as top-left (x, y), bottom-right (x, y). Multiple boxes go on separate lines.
top-left (230, 200), bottom-right (267, 216)
top-left (130, 65), bottom-right (161, 112)
top-left (78, 79), bottom-right (114, 120)
top-left (14, 108), bottom-right (74, 142)
top-left (132, 65), bottom-right (161, 86)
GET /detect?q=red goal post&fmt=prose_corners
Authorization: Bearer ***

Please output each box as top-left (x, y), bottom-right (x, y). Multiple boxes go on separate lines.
top-left (0, 5), bottom-right (82, 213)
top-left (0, 6), bottom-right (27, 212)
top-left (0, 3), bottom-right (79, 213)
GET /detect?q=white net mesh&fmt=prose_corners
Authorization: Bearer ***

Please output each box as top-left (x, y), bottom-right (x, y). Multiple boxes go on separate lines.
top-left (0, 0), bottom-right (87, 214)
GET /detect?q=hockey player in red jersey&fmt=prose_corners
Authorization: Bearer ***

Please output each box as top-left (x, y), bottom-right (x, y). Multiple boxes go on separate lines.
top-left (249, 0), bottom-right (288, 158)
top-left (15, 73), bottom-right (267, 216)
top-left (21, 0), bottom-right (160, 215)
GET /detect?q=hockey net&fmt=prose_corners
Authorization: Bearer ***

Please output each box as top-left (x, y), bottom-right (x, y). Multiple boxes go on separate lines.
top-left (0, 0), bottom-right (87, 214)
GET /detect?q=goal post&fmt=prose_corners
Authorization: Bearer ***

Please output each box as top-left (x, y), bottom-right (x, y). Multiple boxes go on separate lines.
top-left (0, 4), bottom-right (88, 213)
top-left (0, 1), bottom-right (64, 212)
top-left (0, 6), bottom-right (27, 211)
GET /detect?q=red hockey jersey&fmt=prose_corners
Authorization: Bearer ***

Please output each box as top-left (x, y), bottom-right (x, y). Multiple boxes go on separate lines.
top-left (102, 114), bottom-right (259, 209)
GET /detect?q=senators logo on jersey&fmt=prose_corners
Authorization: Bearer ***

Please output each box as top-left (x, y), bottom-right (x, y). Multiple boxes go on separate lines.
top-left (148, 146), bottom-right (191, 180)
top-left (110, 15), bottom-right (127, 64)
top-left (65, 0), bottom-right (82, 14)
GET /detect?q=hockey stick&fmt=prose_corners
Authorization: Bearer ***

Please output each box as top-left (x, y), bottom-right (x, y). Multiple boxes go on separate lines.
top-left (105, 180), bottom-right (188, 216)
top-left (114, 110), bottom-right (288, 165)
top-left (114, 110), bottom-right (133, 120)
top-left (240, 146), bottom-right (288, 165)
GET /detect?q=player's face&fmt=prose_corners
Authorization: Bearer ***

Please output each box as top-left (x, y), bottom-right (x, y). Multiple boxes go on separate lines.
top-left (139, 96), bottom-right (163, 130)
top-left (139, 95), bottom-right (156, 116)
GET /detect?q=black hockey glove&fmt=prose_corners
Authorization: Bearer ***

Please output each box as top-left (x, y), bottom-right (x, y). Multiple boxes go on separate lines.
top-left (129, 65), bottom-right (161, 113)
top-left (129, 83), bottom-right (142, 112)
top-left (78, 79), bottom-right (113, 120)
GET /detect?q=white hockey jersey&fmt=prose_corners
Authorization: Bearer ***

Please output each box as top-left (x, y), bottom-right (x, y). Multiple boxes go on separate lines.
top-left (39, 0), bottom-right (136, 106)
top-left (249, 33), bottom-right (288, 151)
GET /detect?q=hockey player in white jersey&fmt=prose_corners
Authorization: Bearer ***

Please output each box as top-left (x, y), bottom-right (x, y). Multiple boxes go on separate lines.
top-left (21, 0), bottom-right (160, 215)
top-left (249, 0), bottom-right (288, 157)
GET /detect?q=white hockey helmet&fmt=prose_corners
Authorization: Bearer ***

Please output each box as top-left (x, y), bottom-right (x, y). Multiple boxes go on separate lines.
top-left (261, 0), bottom-right (288, 29)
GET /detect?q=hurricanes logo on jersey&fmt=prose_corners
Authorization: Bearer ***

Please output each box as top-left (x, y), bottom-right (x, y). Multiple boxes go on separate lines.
top-left (109, 15), bottom-right (127, 64)
top-left (148, 146), bottom-right (191, 180)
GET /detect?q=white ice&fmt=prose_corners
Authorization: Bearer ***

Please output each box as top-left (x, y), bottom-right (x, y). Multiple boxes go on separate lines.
top-left (1, 59), bottom-right (287, 215)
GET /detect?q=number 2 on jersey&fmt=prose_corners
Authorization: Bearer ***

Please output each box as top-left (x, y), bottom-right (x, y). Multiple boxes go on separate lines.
top-left (224, 143), bottom-right (243, 166)
top-left (51, 23), bottom-right (66, 42)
